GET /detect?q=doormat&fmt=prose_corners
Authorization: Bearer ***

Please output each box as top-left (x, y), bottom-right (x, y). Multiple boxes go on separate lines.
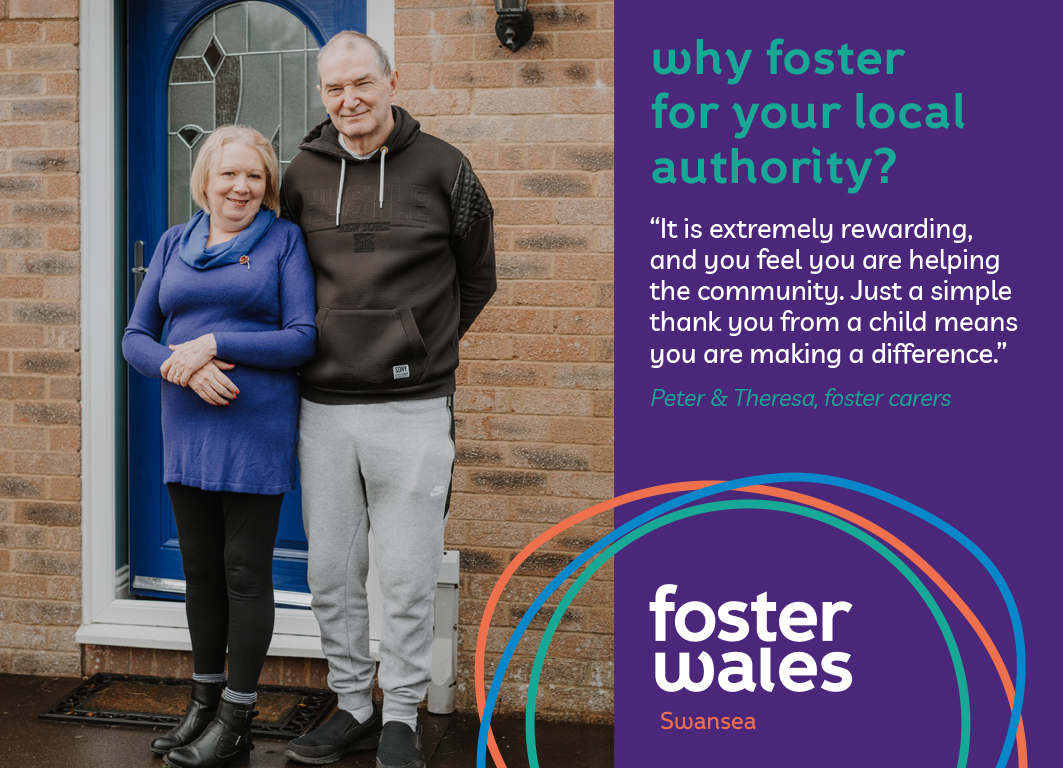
top-left (39, 673), bottom-right (336, 738)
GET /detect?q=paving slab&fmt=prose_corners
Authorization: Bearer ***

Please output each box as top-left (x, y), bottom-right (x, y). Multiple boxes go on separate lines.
top-left (429, 709), bottom-right (614, 768)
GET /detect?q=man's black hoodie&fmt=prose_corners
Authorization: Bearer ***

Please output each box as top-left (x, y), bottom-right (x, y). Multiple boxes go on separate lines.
top-left (281, 106), bottom-right (496, 404)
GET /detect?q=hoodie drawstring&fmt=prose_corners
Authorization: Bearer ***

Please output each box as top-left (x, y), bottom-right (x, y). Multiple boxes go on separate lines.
top-left (334, 146), bottom-right (387, 223)
top-left (335, 158), bottom-right (346, 226)
top-left (379, 147), bottom-right (388, 208)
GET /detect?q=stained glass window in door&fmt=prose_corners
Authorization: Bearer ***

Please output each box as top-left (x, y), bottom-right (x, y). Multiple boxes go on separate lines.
top-left (167, 2), bottom-right (322, 225)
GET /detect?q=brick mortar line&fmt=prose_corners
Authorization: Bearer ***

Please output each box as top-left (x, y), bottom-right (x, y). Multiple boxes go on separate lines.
top-left (450, 536), bottom-right (617, 549)
top-left (457, 384), bottom-right (613, 391)
top-left (466, 327), bottom-right (610, 333)
top-left (456, 471), bottom-right (614, 476)
top-left (450, 442), bottom-right (616, 448)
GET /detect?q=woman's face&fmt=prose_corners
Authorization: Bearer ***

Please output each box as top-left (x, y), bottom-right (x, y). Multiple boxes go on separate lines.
top-left (206, 142), bottom-right (267, 232)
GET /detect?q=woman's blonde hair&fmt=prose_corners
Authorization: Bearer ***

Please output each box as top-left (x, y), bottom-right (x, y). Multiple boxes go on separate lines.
top-left (190, 125), bottom-right (280, 215)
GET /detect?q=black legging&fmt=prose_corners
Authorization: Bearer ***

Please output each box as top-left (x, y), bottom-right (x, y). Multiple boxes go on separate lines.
top-left (167, 483), bottom-right (283, 694)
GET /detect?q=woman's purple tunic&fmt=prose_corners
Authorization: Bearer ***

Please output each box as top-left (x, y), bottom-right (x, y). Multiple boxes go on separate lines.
top-left (123, 218), bottom-right (316, 494)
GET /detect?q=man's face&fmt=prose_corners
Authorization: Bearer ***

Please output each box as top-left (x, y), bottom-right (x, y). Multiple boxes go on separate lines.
top-left (317, 43), bottom-right (398, 152)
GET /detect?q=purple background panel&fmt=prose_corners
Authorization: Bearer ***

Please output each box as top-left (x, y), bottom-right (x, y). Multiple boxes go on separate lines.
top-left (614, 1), bottom-right (1060, 765)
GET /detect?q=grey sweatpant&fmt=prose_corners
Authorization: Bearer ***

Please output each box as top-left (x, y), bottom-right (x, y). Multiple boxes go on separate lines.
top-left (298, 396), bottom-right (454, 722)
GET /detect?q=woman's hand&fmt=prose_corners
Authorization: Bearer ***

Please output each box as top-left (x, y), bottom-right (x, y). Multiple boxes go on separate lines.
top-left (187, 359), bottom-right (239, 406)
top-left (161, 333), bottom-right (218, 386)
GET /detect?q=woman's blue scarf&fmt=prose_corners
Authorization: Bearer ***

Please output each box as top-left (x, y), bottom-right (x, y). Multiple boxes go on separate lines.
top-left (178, 208), bottom-right (277, 270)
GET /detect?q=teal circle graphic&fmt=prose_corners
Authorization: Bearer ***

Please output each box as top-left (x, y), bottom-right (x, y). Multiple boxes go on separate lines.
top-left (523, 500), bottom-right (970, 768)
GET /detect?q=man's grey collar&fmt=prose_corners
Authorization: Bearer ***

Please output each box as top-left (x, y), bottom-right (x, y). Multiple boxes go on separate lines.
top-left (339, 134), bottom-right (380, 160)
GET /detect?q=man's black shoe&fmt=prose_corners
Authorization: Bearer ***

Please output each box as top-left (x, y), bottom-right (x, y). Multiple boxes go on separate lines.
top-left (375, 722), bottom-right (424, 768)
top-left (284, 708), bottom-right (382, 765)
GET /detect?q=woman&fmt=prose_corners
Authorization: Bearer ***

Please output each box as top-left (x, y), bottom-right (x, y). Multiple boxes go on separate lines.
top-left (123, 125), bottom-right (316, 768)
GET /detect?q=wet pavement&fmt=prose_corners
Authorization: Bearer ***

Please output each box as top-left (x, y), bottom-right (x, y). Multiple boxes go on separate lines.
top-left (0, 674), bottom-right (613, 768)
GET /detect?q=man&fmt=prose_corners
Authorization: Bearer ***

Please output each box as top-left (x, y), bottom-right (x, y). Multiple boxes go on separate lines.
top-left (280, 30), bottom-right (495, 768)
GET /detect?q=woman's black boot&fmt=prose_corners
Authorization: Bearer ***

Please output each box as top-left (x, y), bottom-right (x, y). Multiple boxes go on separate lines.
top-left (164, 699), bottom-right (257, 768)
top-left (150, 681), bottom-right (224, 755)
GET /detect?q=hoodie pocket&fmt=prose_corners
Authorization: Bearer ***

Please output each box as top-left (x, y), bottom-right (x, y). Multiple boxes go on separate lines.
top-left (303, 307), bottom-right (430, 392)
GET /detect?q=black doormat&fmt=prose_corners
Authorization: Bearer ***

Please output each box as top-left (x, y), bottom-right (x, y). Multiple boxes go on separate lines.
top-left (39, 673), bottom-right (336, 738)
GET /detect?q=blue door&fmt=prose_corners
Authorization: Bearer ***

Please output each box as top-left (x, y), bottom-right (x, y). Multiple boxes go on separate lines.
top-left (126, 0), bottom-right (365, 600)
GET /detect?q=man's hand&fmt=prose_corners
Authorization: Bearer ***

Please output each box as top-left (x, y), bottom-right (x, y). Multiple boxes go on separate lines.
top-left (161, 333), bottom-right (218, 386)
top-left (187, 360), bottom-right (239, 406)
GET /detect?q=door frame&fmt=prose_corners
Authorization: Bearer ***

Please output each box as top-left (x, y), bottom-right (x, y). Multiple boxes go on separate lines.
top-left (76, 0), bottom-right (395, 654)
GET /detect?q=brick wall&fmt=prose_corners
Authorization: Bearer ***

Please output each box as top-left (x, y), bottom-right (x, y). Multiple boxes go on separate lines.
top-left (1, 0), bottom-right (614, 723)
top-left (0, 0), bottom-right (83, 677)
top-left (393, 0), bottom-right (615, 720)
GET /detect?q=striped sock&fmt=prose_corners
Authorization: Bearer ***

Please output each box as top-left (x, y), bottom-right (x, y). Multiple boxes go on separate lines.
top-left (192, 672), bottom-right (227, 683)
top-left (222, 688), bottom-right (257, 705)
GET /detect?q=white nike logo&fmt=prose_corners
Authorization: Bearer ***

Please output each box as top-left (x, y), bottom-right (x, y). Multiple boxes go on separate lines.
top-left (430, 485), bottom-right (446, 497)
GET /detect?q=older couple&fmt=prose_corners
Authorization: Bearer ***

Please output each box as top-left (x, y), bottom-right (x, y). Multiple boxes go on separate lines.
top-left (123, 30), bottom-right (495, 768)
